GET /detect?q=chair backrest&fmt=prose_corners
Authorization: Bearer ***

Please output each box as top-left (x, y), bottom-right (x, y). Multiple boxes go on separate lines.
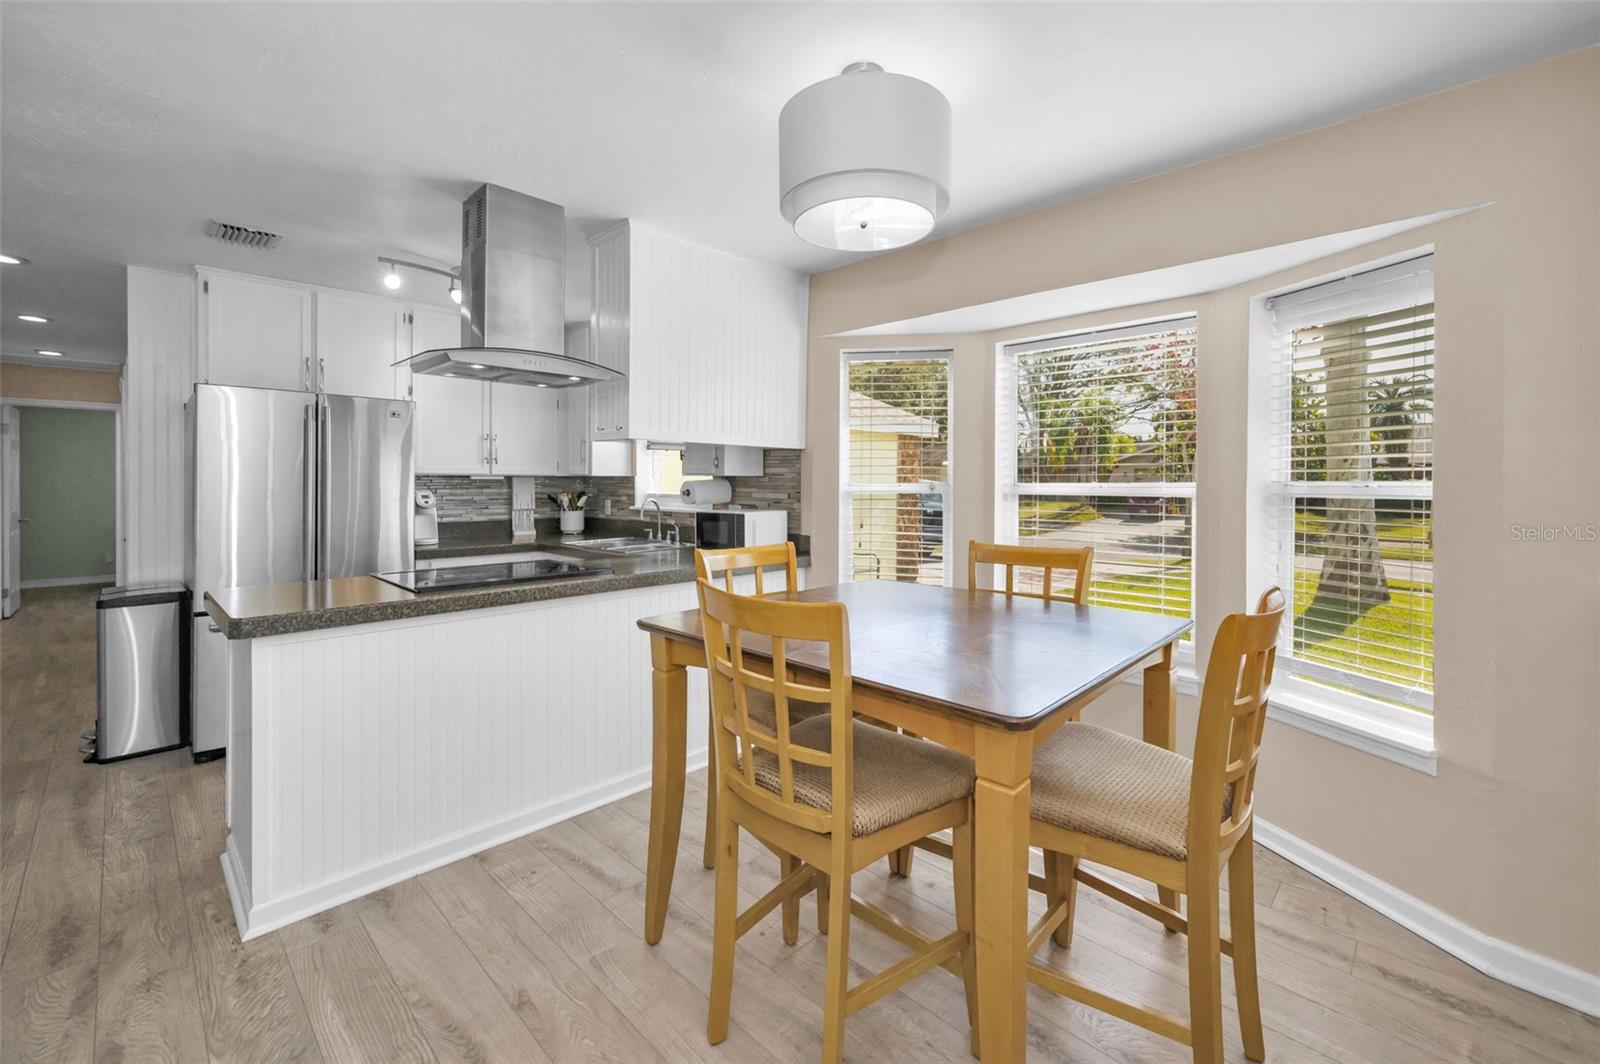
top-left (1189, 588), bottom-right (1286, 854)
top-left (696, 579), bottom-right (853, 836)
top-left (695, 542), bottom-right (799, 596)
top-left (967, 540), bottom-right (1094, 605)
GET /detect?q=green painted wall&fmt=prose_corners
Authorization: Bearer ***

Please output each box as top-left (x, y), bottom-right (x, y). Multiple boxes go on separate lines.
top-left (19, 407), bottom-right (116, 582)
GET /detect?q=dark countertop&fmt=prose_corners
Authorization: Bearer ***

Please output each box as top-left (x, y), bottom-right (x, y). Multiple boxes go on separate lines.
top-left (204, 541), bottom-right (810, 640)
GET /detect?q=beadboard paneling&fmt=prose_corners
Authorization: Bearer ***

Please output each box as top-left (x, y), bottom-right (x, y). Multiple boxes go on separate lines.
top-left (227, 581), bottom-right (713, 936)
top-left (124, 266), bottom-right (194, 583)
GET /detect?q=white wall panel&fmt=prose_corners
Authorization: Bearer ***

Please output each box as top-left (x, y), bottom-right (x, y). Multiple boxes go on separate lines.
top-left (124, 266), bottom-right (194, 583)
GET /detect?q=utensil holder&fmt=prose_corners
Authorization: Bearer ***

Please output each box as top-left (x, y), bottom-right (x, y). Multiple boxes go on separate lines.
top-left (560, 510), bottom-right (586, 534)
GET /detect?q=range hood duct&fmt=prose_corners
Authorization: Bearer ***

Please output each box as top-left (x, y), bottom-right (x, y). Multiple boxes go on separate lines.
top-left (397, 184), bottom-right (621, 389)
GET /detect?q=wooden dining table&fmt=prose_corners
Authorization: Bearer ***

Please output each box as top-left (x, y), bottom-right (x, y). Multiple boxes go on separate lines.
top-left (636, 579), bottom-right (1192, 1063)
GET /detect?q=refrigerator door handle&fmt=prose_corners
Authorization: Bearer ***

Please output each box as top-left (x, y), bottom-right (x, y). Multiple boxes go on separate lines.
top-left (302, 404), bottom-right (316, 580)
top-left (318, 400), bottom-right (331, 575)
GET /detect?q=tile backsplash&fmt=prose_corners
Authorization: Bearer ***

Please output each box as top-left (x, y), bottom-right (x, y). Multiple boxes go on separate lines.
top-left (419, 447), bottom-right (803, 528)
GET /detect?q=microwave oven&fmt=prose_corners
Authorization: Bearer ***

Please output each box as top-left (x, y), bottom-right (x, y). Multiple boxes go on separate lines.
top-left (695, 509), bottom-right (789, 550)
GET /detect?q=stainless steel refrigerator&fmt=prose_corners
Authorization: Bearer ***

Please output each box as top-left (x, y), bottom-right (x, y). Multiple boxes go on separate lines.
top-left (187, 384), bottom-right (415, 759)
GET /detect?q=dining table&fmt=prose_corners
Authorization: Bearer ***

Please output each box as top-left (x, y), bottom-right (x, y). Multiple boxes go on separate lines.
top-left (636, 579), bottom-right (1193, 1063)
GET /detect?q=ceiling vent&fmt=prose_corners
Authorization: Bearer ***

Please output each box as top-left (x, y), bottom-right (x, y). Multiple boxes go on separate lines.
top-left (206, 219), bottom-right (282, 250)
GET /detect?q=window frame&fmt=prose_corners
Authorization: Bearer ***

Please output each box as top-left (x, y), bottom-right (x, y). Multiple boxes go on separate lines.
top-left (1248, 248), bottom-right (1438, 772)
top-left (994, 315), bottom-right (1199, 635)
top-left (839, 348), bottom-right (954, 587)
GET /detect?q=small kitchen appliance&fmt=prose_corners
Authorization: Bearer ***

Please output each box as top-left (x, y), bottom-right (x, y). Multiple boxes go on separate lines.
top-left (694, 508), bottom-right (788, 550)
top-left (414, 489), bottom-right (439, 547)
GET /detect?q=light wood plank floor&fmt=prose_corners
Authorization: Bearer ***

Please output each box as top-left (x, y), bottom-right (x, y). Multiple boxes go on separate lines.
top-left (3, 585), bottom-right (1596, 1062)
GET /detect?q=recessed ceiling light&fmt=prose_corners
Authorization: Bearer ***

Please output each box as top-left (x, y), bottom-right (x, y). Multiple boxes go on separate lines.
top-left (16, 314), bottom-right (50, 323)
top-left (567, 375), bottom-right (581, 381)
top-left (34, 349), bottom-right (63, 357)
top-left (469, 363), bottom-right (486, 370)
top-left (0, 254), bottom-right (28, 266)
top-left (536, 383), bottom-right (550, 388)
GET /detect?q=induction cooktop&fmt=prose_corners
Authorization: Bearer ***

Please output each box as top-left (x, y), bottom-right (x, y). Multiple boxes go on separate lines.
top-left (373, 559), bottom-right (612, 593)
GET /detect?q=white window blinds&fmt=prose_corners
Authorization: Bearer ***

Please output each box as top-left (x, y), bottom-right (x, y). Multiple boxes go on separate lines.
top-left (842, 352), bottom-right (951, 585)
top-left (996, 318), bottom-right (1197, 621)
top-left (1263, 254), bottom-right (1434, 710)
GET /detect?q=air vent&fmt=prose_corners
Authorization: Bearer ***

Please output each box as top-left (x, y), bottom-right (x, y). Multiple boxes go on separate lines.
top-left (463, 188), bottom-right (486, 249)
top-left (206, 219), bottom-right (281, 250)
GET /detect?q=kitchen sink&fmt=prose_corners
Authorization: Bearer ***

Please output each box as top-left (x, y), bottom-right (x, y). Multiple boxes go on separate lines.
top-left (567, 536), bottom-right (688, 556)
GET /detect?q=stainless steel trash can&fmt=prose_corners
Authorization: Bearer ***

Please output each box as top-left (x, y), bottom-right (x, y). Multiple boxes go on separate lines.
top-left (93, 583), bottom-right (189, 763)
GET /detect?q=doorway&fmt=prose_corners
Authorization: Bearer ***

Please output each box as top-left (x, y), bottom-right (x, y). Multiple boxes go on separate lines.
top-left (0, 402), bottom-right (121, 618)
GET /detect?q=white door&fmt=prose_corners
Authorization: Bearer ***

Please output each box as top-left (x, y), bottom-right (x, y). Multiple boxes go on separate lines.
top-left (199, 271), bottom-right (314, 391)
top-left (560, 387), bottom-right (590, 475)
top-left (488, 383), bottom-right (560, 475)
top-left (1, 405), bottom-right (20, 618)
top-left (316, 291), bottom-right (404, 398)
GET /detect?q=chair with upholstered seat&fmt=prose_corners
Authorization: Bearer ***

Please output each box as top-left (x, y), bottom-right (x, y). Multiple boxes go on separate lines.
top-left (1025, 588), bottom-right (1286, 1064)
top-left (697, 580), bottom-right (979, 1063)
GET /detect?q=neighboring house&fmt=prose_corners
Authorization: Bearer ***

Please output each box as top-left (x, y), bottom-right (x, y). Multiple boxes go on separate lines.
top-left (847, 391), bottom-right (943, 579)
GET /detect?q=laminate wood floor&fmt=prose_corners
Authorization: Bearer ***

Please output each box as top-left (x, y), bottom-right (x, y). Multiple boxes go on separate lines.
top-left (2, 585), bottom-right (1596, 1062)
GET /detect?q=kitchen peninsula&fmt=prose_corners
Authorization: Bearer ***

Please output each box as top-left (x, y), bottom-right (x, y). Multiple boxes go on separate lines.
top-left (206, 533), bottom-right (806, 939)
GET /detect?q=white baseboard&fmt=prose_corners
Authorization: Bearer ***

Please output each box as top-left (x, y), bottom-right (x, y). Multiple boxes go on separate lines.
top-left (20, 574), bottom-right (114, 589)
top-left (229, 748), bottom-right (711, 941)
top-left (1254, 818), bottom-right (1600, 1018)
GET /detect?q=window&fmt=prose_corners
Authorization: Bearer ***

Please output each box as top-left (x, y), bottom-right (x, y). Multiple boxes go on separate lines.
top-left (634, 444), bottom-right (708, 506)
top-left (1263, 254), bottom-right (1434, 712)
top-left (996, 318), bottom-right (1197, 623)
top-left (841, 351), bottom-right (951, 585)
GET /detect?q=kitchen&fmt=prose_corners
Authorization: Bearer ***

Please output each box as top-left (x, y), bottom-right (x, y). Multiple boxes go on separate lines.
top-left (2, 5), bottom-right (1598, 1064)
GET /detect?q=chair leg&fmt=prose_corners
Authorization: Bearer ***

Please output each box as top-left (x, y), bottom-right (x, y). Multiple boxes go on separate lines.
top-left (1229, 830), bottom-right (1266, 1062)
top-left (1043, 850), bottom-right (1079, 948)
top-left (888, 843), bottom-right (915, 877)
top-left (780, 851), bottom-right (801, 945)
top-left (819, 854), bottom-right (853, 1063)
top-left (816, 876), bottom-right (829, 934)
top-left (706, 795), bottom-right (740, 1045)
top-left (702, 706), bottom-right (718, 869)
top-left (952, 820), bottom-right (980, 1058)
top-left (1185, 856), bottom-right (1224, 1064)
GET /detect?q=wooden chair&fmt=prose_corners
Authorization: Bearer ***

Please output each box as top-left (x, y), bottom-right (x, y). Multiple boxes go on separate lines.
top-left (1024, 588), bottom-right (1286, 1064)
top-left (697, 580), bottom-right (979, 1062)
top-left (695, 544), bottom-right (820, 941)
top-left (967, 539), bottom-right (1094, 604)
top-left (890, 539), bottom-right (1096, 877)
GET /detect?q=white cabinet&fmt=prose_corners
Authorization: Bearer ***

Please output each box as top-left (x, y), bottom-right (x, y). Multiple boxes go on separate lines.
top-left (414, 377), bottom-right (489, 474)
top-left (316, 291), bottom-right (406, 399)
top-left (559, 389), bottom-right (589, 474)
top-left (683, 443), bottom-right (763, 476)
top-left (588, 221), bottom-right (808, 448)
top-left (197, 269), bottom-right (314, 391)
top-left (487, 384), bottom-right (560, 475)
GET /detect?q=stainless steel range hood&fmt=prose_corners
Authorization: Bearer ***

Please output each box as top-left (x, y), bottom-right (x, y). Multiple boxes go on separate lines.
top-left (396, 184), bottom-right (621, 389)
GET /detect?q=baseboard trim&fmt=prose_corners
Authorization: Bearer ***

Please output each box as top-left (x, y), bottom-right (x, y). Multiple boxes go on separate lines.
top-left (1254, 818), bottom-right (1600, 1018)
top-left (20, 575), bottom-right (114, 589)
top-left (228, 747), bottom-right (711, 941)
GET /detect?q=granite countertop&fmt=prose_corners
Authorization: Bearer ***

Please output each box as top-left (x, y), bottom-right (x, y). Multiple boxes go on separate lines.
top-left (204, 540), bottom-right (810, 640)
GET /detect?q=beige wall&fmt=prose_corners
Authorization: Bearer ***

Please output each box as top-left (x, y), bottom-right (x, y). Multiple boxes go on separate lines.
top-left (802, 48), bottom-right (1599, 974)
top-left (0, 363), bottom-right (121, 405)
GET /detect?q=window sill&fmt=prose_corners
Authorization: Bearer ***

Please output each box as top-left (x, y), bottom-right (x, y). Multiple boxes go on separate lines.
top-left (1266, 678), bottom-right (1437, 776)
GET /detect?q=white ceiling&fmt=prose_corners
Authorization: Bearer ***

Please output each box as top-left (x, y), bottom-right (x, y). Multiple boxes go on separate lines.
top-left (2, 3), bottom-right (1595, 370)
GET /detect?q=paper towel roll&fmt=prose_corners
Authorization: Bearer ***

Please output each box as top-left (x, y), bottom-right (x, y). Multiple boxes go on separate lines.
top-left (681, 478), bottom-right (733, 506)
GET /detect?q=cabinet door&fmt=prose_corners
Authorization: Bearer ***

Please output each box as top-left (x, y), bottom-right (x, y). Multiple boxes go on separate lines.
top-left (315, 291), bottom-right (404, 398)
top-left (588, 230), bottom-right (630, 439)
top-left (489, 383), bottom-right (559, 475)
top-left (199, 271), bottom-right (313, 391)
top-left (413, 376), bottom-right (489, 474)
top-left (400, 305), bottom-right (464, 399)
top-left (559, 387), bottom-right (590, 475)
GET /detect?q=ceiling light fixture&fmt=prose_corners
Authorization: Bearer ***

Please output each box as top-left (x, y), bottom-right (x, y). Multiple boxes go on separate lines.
top-left (16, 314), bottom-right (50, 323)
top-left (567, 375), bottom-right (581, 382)
top-left (33, 349), bottom-right (63, 357)
top-left (0, 254), bottom-right (28, 265)
top-left (779, 61), bottom-right (951, 252)
top-left (378, 256), bottom-right (461, 300)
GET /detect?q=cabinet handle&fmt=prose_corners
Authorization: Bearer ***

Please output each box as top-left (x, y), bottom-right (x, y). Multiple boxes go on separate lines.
top-left (318, 356), bottom-right (326, 392)
top-left (493, 433), bottom-right (500, 463)
top-left (483, 433), bottom-right (491, 466)
top-left (302, 356), bottom-right (310, 391)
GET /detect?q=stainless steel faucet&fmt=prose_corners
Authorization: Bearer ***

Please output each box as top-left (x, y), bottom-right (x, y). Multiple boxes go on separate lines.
top-left (644, 498), bottom-right (664, 541)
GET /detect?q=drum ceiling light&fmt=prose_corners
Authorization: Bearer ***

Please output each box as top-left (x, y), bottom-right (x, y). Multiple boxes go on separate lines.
top-left (779, 62), bottom-right (951, 252)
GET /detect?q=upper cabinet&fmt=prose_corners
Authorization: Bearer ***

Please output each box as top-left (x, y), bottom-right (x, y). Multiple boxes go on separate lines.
top-left (197, 269), bottom-right (314, 391)
top-left (588, 221), bottom-right (808, 449)
top-left (316, 290), bottom-right (406, 398)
